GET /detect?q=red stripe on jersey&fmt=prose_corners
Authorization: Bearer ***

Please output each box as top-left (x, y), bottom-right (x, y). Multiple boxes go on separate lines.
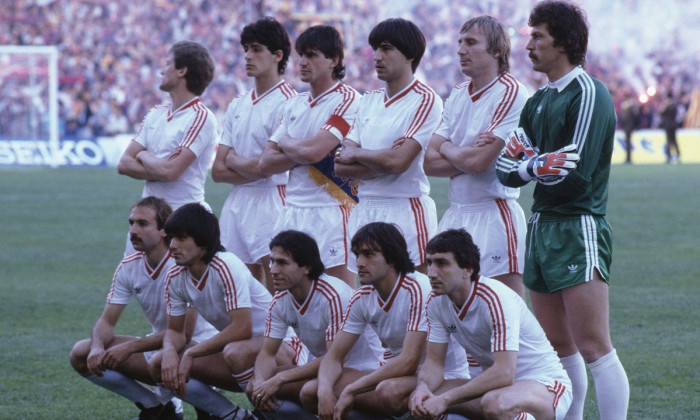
top-left (425, 292), bottom-right (438, 336)
top-left (467, 354), bottom-right (481, 367)
top-left (296, 280), bottom-right (317, 315)
top-left (309, 82), bottom-right (342, 108)
top-left (495, 199), bottom-right (519, 273)
top-left (210, 256), bottom-right (239, 311)
top-left (164, 265), bottom-right (188, 315)
top-left (264, 291), bottom-right (286, 337)
top-left (404, 82), bottom-right (436, 139)
top-left (148, 250), bottom-right (172, 280)
top-left (457, 276), bottom-right (480, 320)
top-left (252, 80), bottom-right (285, 105)
top-left (475, 282), bottom-right (507, 351)
top-left (401, 275), bottom-right (424, 331)
top-left (179, 103), bottom-right (209, 149)
top-left (277, 185), bottom-right (286, 206)
top-left (279, 81), bottom-right (297, 99)
top-left (469, 77), bottom-right (500, 101)
top-left (341, 286), bottom-right (372, 330)
top-left (409, 197), bottom-right (429, 263)
top-left (486, 74), bottom-right (520, 132)
top-left (190, 270), bottom-right (208, 291)
top-left (106, 253), bottom-right (143, 301)
top-left (332, 86), bottom-right (357, 117)
top-left (384, 80), bottom-right (416, 107)
top-left (315, 279), bottom-right (344, 341)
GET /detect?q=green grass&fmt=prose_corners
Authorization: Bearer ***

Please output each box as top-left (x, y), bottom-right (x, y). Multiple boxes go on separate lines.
top-left (1, 164), bottom-right (698, 419)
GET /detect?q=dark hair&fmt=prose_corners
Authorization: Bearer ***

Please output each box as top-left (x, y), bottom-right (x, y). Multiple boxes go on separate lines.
top-left (351, 222), bottom-right (415, 275)
top-left (460, 15), bottom-right (511, 74)
top-left (529, 0), bottom-right (588, 67)
top-left (132, 196), bottom-right (172, 231)
top-left (269, 230), bottom-right (325, 279)
top-left (164, 203), bottom-right (224, 264)
top-left (369, 18), bottom-right (425, 73)
top-left (241, 16), bottom-right (291, 75)
top-left (426, 229), bottom-right (480, 281)
top-left (170, 41), bottom-right (215, 95)
top-left (295, 25), bottom-right (346, 80)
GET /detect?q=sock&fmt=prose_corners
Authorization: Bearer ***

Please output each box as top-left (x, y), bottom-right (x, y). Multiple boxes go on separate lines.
top-left (152, 386), bottom-right (183, 414)
top-left (446, 415), bottom-right (472, 420)
top-left (179, 378), bottom-right (238, 417)
top-left (512, 413), bottom-right (535, 420)
top-left (232, 367), bottom-right (254, 391)
top-left (588, 349), bottom-right (629, 420)
top-left (86, 370), bottom-right (161, 408)
top-left (560, 352), bottom-right (587, 420)
top-left (266, 400), bottom-right (317, 420)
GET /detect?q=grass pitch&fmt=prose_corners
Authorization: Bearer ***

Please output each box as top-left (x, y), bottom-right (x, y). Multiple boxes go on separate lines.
top-left (0, 164), bottom-right (698, 419)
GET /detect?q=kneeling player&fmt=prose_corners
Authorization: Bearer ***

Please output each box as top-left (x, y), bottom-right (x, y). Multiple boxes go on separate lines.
top-left (409, 229), bottom-right (571, 420)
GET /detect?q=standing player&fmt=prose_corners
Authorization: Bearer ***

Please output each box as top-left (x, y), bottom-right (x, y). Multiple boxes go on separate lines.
top-left (334, 18), bottom-right (441, 274)
top-left (305, 222), bottom-right (468, 419)
top-left (424, 15), bottom-right (529, 297)
top-left (149, 203), bottom-right (288, 420)
top-left (117, 41), bottom-right (217, 250)
top-left (496, 2), bottom-right (629, 418)
top-left (409, 229), bottom-right (571, 420)
top-left (259, 25), bottom-right (360, 288)
top-left (246, 230), bottom-right (383, 419)
top-left (211, 17), bottom-right (296, 290)
top-left (68, 197), bottom-right (215, 420)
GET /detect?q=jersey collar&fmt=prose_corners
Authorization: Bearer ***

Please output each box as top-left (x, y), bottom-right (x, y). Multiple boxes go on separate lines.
top-left (547, 66), bottom-right (584, 92)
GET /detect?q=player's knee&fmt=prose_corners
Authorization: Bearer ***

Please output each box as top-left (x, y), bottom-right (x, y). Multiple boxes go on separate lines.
top-left (223, 340), bottom-right (257, 373)
top-left (480, 391), bottom-right (512, 419)
top-left (147, 351), bottom-right (163, 381)
top-left (299, 380), bottom-right (318, 412)
top-left (68, 339), bottom-right (90, 373)
top-left (375, 379), bottom-right (409, 409)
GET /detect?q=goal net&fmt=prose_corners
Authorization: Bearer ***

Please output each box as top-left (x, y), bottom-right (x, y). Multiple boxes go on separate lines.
top-left (0, 45), bottom-right (59, 164)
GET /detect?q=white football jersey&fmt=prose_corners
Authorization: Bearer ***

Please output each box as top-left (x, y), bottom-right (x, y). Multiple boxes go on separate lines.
top-left (346, 79), bottom-right (442, 198)
top-left (165, 251), bottom-right (271, 335)
top-left (220, 80), bottom-right (296, 188)
top-left (427, 276), bottom-right (568, 382)
top-left (132, 97), bottom-right (218, 208)
top-left (434, 74), bottom-right (528, 205)
top-left (269, 82), bottom-right (360, 207)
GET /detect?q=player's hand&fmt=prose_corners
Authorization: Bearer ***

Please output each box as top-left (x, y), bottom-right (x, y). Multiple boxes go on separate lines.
top-left (409, 383), bottom-right (433, 419)
top-left (504, 128), bottom-right (538, 159)
top-left (175, 350), bottom-right (194, 397)
top-left (333, 389), bottom-right (354, 420)
top-left (526, 144), bottom-right (579, 185)
top-left (421, 394), bottom-right (448, 419)
top-left (475, 131), bottom-right (500, 147)
top-left (333, 145), bottom-right (357, 164)
top-left (252, 376), bottom-right (282, 412)
top-left (86, 347), bottom-right (106, 376)
top-left (101, 342), bottom-right (132, 370)
top-left (160, 349), bottom-right (181, 395)
top-left (317, 389), bottom-right (338, 420)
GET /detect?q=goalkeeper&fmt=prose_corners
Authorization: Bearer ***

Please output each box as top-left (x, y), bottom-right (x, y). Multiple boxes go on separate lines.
top-left (495, 1), bottom-right (629, 419)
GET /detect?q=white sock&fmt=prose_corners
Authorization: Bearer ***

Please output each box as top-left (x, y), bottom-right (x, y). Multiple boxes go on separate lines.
top-left (232, 367), bottom-right (254, 391)
top-left (560, 352), bottom-right (587, 420)
top-left (446, 414), bottom-right (472, 420)
top-left (85, 370), bottom-right (161, 407)
top-left (512, 413), bottom-right (535, 420)
top-left (180, 378), bottom-right (238, 417)
top-left (152, 386), bottom-right (183, 414)
top-left (588, 349), bottom-right (629, 420)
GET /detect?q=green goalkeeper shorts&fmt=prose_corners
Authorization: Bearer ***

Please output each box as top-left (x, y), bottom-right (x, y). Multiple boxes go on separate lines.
top-left (523, 213), bottom-right (612, 293)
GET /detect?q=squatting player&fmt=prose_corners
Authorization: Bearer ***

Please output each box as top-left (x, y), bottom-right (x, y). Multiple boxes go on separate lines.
top-left (211, 17), bottom-right (296, 290)
top-left (496, 1), bottom-right (629, 418)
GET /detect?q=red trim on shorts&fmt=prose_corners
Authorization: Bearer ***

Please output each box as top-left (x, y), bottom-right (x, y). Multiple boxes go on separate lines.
top-left (409, 197), bottom-right (429, 263)
top-left (495, 198), bottom-right (518, 273)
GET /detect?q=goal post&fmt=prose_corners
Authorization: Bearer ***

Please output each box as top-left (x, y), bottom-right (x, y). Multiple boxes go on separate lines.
top-left (0, 45), bottom-right (59, 165)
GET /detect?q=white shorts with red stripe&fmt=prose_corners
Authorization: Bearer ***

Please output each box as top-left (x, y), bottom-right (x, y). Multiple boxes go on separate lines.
top-left (438, 198), bottom-right (526, 277)
top-left (220, 185), bottom-right (286, 264)
top-left (346, 195), bottom-right (438, 271)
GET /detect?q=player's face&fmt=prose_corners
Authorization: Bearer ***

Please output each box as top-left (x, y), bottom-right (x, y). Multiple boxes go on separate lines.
top-left (169, 235), bottom-right (206, 267)
top-left (426, 252), bottom-right (472, 296)
top-left (526, 24), bottom-right (564, 76)
top-left (373, 42), bottom-right (412, 83)
top-left (243, 42), bottom-right (280, 79)
top-left (128, 205), bottom-right (166, 253)
top-left (269, 246), bottom-right (308, 293)
top-left (354, 245), bottom-right (393, 286)
top-left (297, 48), bottom-right (336, 86)
top-left (457, 27), bottom-right (499, 79)
top-left (159, 53), bottom-right (182, 93)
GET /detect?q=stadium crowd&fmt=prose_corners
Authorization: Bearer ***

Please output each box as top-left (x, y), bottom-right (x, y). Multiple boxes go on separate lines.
top-left (1, 0), bottom-right (699, 140)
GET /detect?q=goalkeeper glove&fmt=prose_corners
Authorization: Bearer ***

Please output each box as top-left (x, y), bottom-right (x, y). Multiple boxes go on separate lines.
top-left (518, 144), bottom-right (580, 185)
top-left (504, 127), bottom-right (538, 159)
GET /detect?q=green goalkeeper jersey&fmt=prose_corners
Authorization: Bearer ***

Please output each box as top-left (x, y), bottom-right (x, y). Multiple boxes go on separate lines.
top-left (496, 66), bottom-right (616, 217)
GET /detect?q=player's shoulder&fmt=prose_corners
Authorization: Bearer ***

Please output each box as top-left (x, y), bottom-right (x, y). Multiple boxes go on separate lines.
top-left (120, 251), bottom-right (145, 265)
top-left (411, 79), bottom-right (438, 97)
